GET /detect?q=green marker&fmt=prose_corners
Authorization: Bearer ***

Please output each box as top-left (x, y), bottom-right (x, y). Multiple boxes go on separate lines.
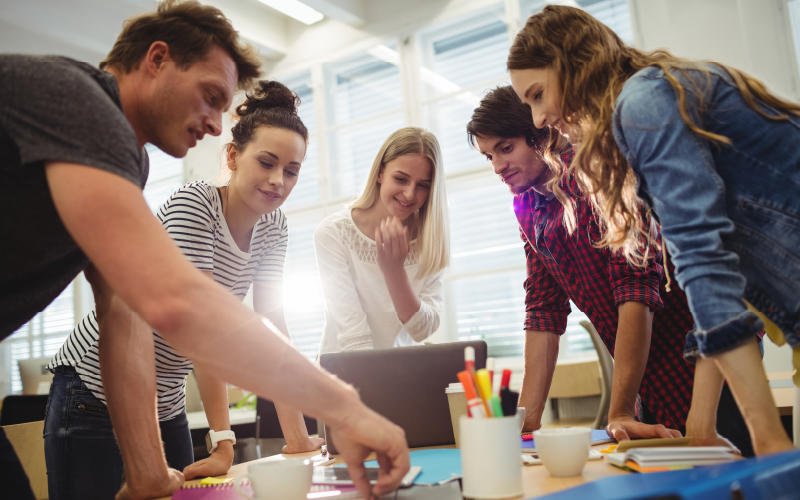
top-left (490, 396), bottom-right (504, 418)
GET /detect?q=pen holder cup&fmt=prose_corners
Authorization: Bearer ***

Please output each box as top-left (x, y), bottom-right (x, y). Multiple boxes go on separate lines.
top-left (459, 415), bottom-right (523, 499)
top-left (445, 383), bottom-right (467, 448)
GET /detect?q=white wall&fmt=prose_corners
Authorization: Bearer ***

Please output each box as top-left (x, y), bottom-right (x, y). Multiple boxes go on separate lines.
top-left (630, 0), bottom-right (799, 100)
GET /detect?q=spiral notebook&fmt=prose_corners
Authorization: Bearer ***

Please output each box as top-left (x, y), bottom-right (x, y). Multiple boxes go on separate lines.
top-left (171, 482), bottom-right (359, 499)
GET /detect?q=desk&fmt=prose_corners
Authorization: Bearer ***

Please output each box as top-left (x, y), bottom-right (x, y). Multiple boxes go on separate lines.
top-left (159, 442), bottom-right (627, 500)
top-left (768, 371), bottom-right (796, 417)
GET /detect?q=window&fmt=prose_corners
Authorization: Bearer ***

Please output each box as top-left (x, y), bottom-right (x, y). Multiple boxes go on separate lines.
top-left (143, 144), bottom-right (185, 213)
top-left (2, 284), bottom-right (74, 394)
top-left (282, 212), bottom-right (326, 361)
top-left (280, 72), bottom-right (321, 211)
top-left (418, 3), bottom-right (511, 173)
top-left (323, 42), bottom-right (405, 199)
top-left (520, 0), bottom-right (634, 44)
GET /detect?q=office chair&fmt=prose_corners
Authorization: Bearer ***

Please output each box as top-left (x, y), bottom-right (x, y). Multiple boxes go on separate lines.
top-left (580, 321), bottom-right (615, 430)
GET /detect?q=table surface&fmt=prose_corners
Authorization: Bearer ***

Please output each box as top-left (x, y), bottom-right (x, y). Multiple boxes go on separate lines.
top-left (159, 442), bottom-right (627, 500)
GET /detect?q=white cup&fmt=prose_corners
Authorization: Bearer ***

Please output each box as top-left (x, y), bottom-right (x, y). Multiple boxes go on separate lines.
top-left (460, 415), bottom-right (523, 499)
top-left (234, 458), bottom-right (312, 500)
top-left (533, 427), bottom-right (591, 477)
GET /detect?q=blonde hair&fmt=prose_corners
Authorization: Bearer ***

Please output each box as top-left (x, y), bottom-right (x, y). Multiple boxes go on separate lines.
top-left (349, 127), bottom-right (450, 278)
top-left (508, 5), bottom-right (800, 265)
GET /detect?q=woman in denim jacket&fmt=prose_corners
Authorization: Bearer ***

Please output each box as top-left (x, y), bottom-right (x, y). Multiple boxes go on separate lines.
top-left (506, 4), bottom-right (798, 455)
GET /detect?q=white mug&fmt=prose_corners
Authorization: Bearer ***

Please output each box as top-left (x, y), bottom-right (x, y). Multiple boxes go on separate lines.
top-left (533, 427), bottom-right (591, 477)
top-left (234, 458), bottom-right (312, 500)
top-left (460, 415), bottom-right (523, 499)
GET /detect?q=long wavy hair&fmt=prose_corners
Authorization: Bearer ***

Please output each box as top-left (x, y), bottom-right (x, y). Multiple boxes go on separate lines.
top-left (507, 5), bottom-right (800, 264)
top-left (349, 127), bottom-right (450, 279)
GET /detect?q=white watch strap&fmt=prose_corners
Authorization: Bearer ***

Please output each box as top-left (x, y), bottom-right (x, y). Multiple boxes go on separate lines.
top-left (212, 429), bottom-right (236, 445)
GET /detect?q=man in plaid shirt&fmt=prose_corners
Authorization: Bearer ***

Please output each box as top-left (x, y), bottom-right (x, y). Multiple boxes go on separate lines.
top-left (467, 86), bottom-right (754, 455)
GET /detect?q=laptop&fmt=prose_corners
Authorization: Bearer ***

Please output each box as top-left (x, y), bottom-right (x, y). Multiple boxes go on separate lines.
top-left (319, 341), bottom-right (487, 453)
top-left (18, 357), bottom-right (54, 395)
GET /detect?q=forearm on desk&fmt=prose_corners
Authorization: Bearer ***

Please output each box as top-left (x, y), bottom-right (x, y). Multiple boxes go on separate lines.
top-left (519, 329), bottom-right (559, 431)
top-left (608, 301), bottom-right (653, 419)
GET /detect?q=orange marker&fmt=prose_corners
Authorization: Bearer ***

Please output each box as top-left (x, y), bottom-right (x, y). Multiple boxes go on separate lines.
top-left (458, 370), bottom-right (486, 418)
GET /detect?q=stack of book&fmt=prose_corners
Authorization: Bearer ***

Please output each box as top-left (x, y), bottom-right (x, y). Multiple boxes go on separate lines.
top-left (604, 446), bottom-right (737, 473)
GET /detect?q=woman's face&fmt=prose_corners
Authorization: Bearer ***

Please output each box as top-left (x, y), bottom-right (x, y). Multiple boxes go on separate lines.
top-left (510, 67), bottom-right (582, 143)
top-left (377, 154), bottom-right (433, 221)
top-left (227, 126), bottom-right (305, 215)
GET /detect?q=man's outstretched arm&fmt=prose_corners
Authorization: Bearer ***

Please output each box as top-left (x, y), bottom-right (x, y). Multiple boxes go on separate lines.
top-left (46, 162), bottom-right (409, 500)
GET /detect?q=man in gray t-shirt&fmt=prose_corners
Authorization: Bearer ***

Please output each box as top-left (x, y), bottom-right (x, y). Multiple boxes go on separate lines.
top-left (0, 55), bottom-right (149, 338)
top-left (1, 2), bottom-right (411, 500)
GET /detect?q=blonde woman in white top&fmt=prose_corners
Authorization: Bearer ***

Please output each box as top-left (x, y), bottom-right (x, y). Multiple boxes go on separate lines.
top-left (315, 127), bottom-right (450, 353)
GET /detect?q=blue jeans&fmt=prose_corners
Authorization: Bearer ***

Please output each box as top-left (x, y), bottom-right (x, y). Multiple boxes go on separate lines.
top-left (44, 366), bottom-right (194, 500)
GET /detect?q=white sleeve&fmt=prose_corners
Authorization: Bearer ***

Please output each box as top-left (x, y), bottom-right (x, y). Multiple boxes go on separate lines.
top-left (401, 269), bottom-right (444, 342)
top-left (314, 221), bottom-right (374, 351)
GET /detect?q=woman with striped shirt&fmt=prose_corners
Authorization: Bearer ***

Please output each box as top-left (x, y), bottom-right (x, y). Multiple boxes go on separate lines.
top-left (44, 81), bottom-right (322, 499)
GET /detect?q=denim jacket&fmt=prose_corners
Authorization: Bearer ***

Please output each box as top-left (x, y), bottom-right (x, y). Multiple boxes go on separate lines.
top-left (612, 63), bottom-right (800, 360)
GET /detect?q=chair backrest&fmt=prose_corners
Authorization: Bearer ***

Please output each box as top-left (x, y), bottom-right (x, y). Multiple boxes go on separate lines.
top-left (580, 321), bottom-right (614, 430)
top-left (18, 357), bottom-right (53, 395)
top-left (0, 395), bottom-right (48, 426)
top-left (2, 420), bottom-right (48, 499)
top-left (255, 398), bottom-right (317, 439)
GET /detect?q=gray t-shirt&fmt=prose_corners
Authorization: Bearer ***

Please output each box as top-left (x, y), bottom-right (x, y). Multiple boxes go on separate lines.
top-left (0, 55), bottom-right (149, 339)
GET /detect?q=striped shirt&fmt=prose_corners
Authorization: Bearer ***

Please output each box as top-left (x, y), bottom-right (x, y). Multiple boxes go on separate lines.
top-left (48, 181), bottom-right (289, 420)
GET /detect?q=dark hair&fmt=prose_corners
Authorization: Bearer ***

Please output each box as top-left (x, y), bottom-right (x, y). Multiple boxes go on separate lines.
top-left (467, 85), bottom-right (549, 152)
top-left (100, 0), bottom-right (261, 89)
top-left (229, 80), bottom-right (309, 152)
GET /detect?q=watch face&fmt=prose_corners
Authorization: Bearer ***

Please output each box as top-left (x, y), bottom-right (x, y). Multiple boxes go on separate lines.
top-left (205, 432), bottom-right (213, 453)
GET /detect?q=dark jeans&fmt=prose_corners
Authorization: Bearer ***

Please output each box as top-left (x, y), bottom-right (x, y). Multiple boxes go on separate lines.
top-left (44, 366), bottom-right (194, 500)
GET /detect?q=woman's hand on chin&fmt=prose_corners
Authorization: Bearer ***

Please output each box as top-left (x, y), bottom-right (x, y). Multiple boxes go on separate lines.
top-left (376, 216), bottom-right (410, 277)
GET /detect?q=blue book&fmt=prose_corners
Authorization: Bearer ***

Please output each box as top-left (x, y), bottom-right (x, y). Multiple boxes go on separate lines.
top-left (521, 429), bottom-right (615, 451)
top-left (337, 448), bottom-right (462, 485)
top-left (534, 449), bottom-right (800, 500)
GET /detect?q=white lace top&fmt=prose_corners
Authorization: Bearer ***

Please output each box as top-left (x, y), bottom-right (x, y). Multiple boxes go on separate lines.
top-left (314, 209), bottom-right (444, 353)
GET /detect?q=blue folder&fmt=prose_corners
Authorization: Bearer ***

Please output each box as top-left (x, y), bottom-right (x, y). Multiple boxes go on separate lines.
top-left (534, 449), bottom-right (800, 500)
top-left (338, 448), bottom-right (462, 485)
top-left (522, 429), bottom-right (615, 450)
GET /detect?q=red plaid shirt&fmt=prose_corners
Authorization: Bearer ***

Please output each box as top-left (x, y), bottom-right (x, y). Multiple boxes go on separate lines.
top-left (514, 157), bottom-right (696, 430)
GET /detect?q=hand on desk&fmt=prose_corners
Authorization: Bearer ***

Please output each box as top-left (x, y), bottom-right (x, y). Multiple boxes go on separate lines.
top-left (282, 436), bottom-right (326, 454)
top-left (183, 441), bottom-right (234, 480)
top-left (607, 416), bottom-right (682, 441)
top-left (115, 468), bottom-right (184, 500)
top-left (332, 406), bottom-right (410, 500)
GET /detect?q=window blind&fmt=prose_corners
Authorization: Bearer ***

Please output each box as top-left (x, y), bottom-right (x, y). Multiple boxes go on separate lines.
top-left (6, 284), bottom-right (74, 393)
top-left (143, 143), bottom-right (185, 213)
top-left (418, 3), bottom-right (511, 173)
top-left (282, 212), bottom-right (327, 361)
top-left (788, 0), bottom-right (800, 78)
top-left (323, 42), bottom-right (405, 199)
top-left (520, 0), bottom-right (634, 44)
top-left (281, 72), bottom-right (321, 210)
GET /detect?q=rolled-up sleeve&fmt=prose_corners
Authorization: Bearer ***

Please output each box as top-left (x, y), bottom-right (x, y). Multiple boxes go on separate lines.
top-left (401, 270), bottom-right (443, 342)
top-left (521, 227), bottom-right (571, 334)
top-left (607, 222), bottom-right (664, 312)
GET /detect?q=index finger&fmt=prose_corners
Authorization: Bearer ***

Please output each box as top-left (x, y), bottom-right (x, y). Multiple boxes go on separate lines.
top-left (344, 460), bottom-right (373, 500)
top-left (371, 448), bottom-right (410, 496)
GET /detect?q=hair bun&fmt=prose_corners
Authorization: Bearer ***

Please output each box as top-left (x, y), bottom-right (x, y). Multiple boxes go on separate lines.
top-left (235, 80), bottom-right (299, 119)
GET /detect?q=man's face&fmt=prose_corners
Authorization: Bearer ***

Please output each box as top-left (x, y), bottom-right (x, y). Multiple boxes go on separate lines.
top-left (474, 134), bottom-right (551, 195)
top-left (145, 45), bottom-right (238, 158)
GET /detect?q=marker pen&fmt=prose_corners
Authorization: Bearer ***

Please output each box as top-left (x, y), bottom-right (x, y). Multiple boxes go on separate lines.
top-left (458, 370), bottom-right (486, 418)
top-left (464, 346), bottom-right (476, 376)
top-left (486, 357), bottom-right (495, 388)
top-left (475, 369), bottom-right (494, 416)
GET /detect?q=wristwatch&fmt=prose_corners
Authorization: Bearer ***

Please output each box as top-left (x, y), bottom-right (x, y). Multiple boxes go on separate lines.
top-left (205, 429), bottom-right (236, 454)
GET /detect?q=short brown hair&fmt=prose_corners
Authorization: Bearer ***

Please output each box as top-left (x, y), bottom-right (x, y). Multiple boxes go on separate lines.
top-left (101, 0), bottom-right (261, 89)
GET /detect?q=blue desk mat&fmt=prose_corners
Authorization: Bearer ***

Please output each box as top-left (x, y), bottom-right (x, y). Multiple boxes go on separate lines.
top-left (522, 429), bottom-right (615, 450)
top-left (336, 449), bottom-right (462, 485)
top-left (534, 448), bottom-right (800, 500)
